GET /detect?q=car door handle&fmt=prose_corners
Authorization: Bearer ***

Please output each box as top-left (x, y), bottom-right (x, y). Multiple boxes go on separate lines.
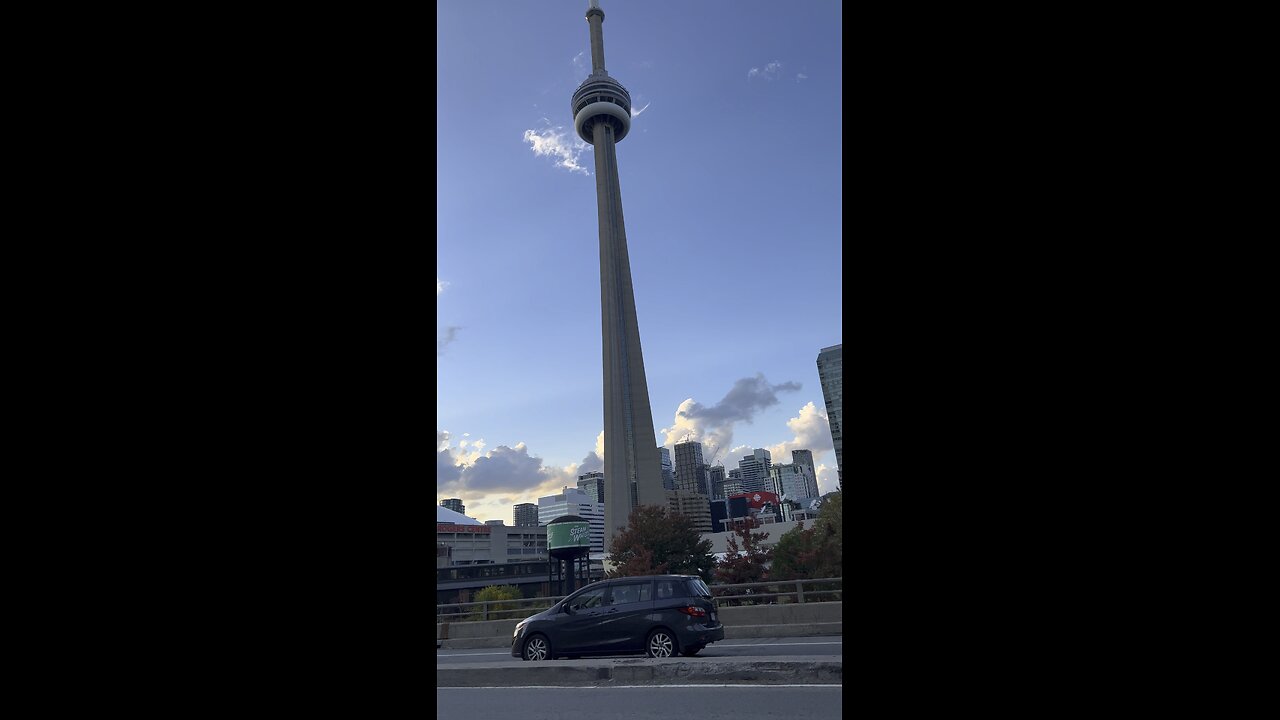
top-left (607, 608), bottom-right (617, 613)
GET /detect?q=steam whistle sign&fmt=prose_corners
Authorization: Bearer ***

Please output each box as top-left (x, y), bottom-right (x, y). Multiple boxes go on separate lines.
top-left (570, 525), bottom-right (589, 544)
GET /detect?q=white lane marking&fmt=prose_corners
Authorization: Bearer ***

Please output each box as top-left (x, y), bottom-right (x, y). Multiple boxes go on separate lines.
top-left (441, 685), bottom-right (842, 689)
top-left (439, 641), bottom-right (842, 656)
top-left (716, 641), bottom-right (843, 647)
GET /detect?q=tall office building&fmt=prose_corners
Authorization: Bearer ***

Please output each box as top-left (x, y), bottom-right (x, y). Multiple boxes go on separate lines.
top-left (577, 471), bottom-right (605, 504)
top-left (770, 463), bottom-right (819, 501)
top-left (817, 344), bottom-right (843, 483)
top-left (666, 489), bottom-right (713, 533)
top-left (736, 449), bottom-right (773, 494)
top-left (538, 487), bottom-right (606, 554)
top-left (725, 469), bottom-right (744, 498)
top-left (658, 447), bottom-right (676, 491)
top-left (513, 503), bottom-right (540, 527)
top-left (674, 440), bottom-right (709, 495)
top-left (708, 465), bottom-right (726, 499)
top-left (791, 449), bottom-right (816, 486)
top-left (572, 0), bottom-right (666, 548)
top-left (440, 498), bottom-right (465, 515)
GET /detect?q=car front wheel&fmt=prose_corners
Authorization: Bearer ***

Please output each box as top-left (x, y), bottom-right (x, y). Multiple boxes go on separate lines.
top-left (646, 629), bottom-right (677, 658)
top-left (523, 634), bottom-right (552, 661)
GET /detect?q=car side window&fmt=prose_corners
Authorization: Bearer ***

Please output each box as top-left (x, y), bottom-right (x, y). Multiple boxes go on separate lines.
top-left (607, 583), bottom-right (640, 606)
top-left (656, 580), bottom-right (679, 600)
top-left (570, 588), bottom-right (606, 610)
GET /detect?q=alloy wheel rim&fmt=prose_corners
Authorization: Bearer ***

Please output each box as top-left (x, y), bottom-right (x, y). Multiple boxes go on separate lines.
top-left (526, 638), bottom-right (547, 661)
top-left (649, 633), bottom-right (673, 657)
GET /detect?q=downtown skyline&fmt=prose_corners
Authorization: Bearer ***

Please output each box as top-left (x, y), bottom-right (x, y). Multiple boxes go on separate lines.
top-left (437, 1), bottom-right (842, 527)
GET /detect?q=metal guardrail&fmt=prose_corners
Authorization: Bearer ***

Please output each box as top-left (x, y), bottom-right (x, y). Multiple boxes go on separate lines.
top-left (709, 577), bottom-right (842, 606)
top-left (436, 576), bottom-right (842, 622)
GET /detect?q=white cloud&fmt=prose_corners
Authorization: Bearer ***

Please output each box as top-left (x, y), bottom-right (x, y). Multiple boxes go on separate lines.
top-left (796, 73), bottom-right (808, 82)
top-left (631, 101), bottom-right (651, 117)
top-left (748, 61), bottom-right (784, 82)
top-left (437, 279), bottom-right (449, 295)
top-left (523, 126), bottom-right (591, 175)
top-left (766, 402), bottom-right (834, 461)
top-left (437, 431), bottom-right (601, 526)
top-left (815, 463), bottom-right (839, 496)
top-left (572, 50), bottom-right (587, 73)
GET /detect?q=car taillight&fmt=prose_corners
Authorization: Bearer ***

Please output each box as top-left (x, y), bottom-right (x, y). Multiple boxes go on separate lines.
top-left (678, 606), bottom-right (707, 617)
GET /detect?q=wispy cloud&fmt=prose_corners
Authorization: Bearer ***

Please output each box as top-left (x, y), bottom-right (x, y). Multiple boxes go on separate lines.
top-left (523, 125), bottom-right (590, 175)
top-left (747, 61), bottom-right (784, 82)
top-left (438, 325), bottom-right (463, 356)
top-left (631, 101), bottom-right (651, 117)
top-left (572, 50), bottom-right (587, 74)
top-left (437, 279), bottom-right (449, 295)
top-left (796, 73), bottom-right (808, 82)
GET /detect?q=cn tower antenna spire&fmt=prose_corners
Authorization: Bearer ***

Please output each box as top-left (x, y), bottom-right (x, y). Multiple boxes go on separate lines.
top-left (585, 1), bottom-right (607, 75)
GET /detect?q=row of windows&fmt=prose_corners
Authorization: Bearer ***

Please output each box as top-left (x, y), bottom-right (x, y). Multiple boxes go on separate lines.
top-left (437, 562), bottom-right (550, 582)
top-left (573, 93), bottom-right (630, 117)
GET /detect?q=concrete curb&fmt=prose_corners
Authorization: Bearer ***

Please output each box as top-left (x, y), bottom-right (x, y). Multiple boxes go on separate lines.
top-left (437, 656), bottom-right (842, 687)
top-left (438, 623), bottom-right (843, 650)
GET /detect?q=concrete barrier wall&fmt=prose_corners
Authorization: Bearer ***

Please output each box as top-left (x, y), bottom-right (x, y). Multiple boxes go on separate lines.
top-left (437, 601), bottom-right (842, 648)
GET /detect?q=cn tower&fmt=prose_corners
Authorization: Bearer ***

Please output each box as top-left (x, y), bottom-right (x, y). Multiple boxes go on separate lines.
top-left (572, 0), bottom-right (666, 550)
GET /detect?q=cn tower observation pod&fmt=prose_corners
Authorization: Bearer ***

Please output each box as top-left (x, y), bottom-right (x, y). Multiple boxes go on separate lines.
top-left (572, 74), bottom-right (632, 144)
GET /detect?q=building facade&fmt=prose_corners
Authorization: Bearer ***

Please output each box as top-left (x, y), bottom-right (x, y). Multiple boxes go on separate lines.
top-left (436, 522), bottom-right (547, 565)
top-left (791, 449), bottom-right (816, 487)
top-left (577, 471), bottom-right (605, 504)
top-left (724, 469), bottom-right (744, 498)
top-left (674, 440), bottom-right (709, 495)
top-left (513, 503), bottom-right (540, 527)
top-left (708, 465), bottom-right (726, 499)
top-left (658, 447), bottom-right (676, 491)
top-left (817, 344), bottom-right (842, 483)
top-left (440, 498), bottom-right (465, 515)
top-left (666, 489), bottom-right (712, 533)
top-left (538, 487), bottom-right (606, 554)
top-left (736, 449), bottom-right (773, 494)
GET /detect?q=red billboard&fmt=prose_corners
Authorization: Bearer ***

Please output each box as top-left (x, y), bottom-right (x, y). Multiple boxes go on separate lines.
top-left (728, 491), bottom-right (779, 510)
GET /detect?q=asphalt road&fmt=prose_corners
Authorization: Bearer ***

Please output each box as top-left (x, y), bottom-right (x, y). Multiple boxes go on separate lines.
top-left (438, 685), bottom-right (842, 719)
top-left (437, 636), bottom-right (843, 664)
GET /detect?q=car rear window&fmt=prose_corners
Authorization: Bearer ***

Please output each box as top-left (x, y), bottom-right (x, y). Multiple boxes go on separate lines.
top-left (686, 578), bottom-right (712, 597)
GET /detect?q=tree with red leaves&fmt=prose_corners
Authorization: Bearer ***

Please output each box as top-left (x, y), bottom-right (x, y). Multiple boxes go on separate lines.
top-left (607, 504), bottom-right (715, 581)
top-left (713, 516), bottom-right (772, 586)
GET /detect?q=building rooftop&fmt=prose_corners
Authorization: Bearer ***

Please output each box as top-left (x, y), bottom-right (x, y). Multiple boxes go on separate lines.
top-left (436, 505), bottom-right (483, 525)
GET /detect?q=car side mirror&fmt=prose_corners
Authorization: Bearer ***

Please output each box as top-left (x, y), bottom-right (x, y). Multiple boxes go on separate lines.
top-left (563, 605), bottom-right (575, 615)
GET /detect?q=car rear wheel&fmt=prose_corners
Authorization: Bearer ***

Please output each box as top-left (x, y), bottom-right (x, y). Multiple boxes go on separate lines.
top-left (522, 634), bottom-right (552, 661)
top-left (646, 629), bottom-right (677, 658)
top-left (680, 644), bottom-right (704, 657)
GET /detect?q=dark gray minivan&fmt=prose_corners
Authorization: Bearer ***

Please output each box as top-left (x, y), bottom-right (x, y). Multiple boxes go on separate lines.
top-left (511, 574), bottom-right (724, 660)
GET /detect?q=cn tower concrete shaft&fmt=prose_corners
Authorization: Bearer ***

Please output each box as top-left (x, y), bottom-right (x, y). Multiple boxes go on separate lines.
top-left (572, 2), bottom-right (666, 551)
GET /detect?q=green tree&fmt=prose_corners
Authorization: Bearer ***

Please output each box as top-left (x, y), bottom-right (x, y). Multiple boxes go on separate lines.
top-left (812, 490), bottom-right (842, 576)
top-left (472, 585), bottom-right (522, 620)
top-left (770, 519), bottom-right (821, 581)
top-left (771, 491), bottom-right (842, 581)
top-left (607, 504), bottom-right (715, 581)
top-left (713, 516), bottom-right (772, 587)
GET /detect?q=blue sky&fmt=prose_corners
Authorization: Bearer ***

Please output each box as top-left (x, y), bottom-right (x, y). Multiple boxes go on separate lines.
top-left (437, 0), bottom-right (842, 525)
